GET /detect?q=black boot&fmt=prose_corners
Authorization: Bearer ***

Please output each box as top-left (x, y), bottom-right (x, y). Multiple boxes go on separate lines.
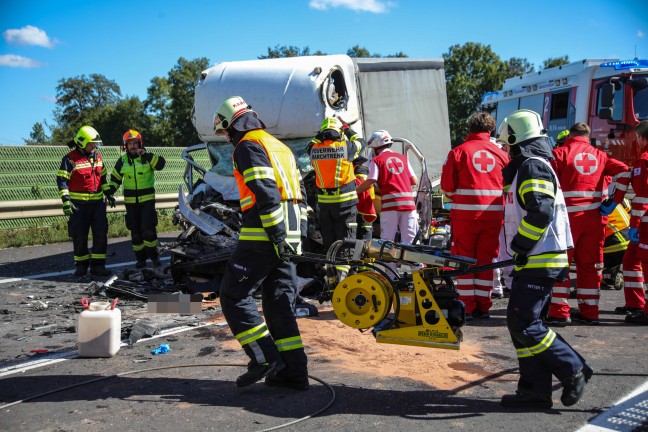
top-left (90, 265), bottom-right (112, 276)
top-left (265, 368), bottom-right (309, 390)
top-left (74, 264), bottom-right (89, 276)
top-left (236, 359), bottom-right (285, 388)
top-left (501, 391), bottom-right (552, 409)
top-left (561, 370), bottom-right (586, 406)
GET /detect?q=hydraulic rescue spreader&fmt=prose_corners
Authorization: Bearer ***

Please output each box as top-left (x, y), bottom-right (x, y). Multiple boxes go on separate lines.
top-left (291, 239), bottom-right (512, 351)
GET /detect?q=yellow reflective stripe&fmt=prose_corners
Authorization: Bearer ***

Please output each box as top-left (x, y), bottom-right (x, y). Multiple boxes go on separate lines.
top-left (516, 347), bottom-right (533, 358)
top-left (58, 189), bottom-right (69, 198)
top-left (150, 154), bottom-right (160, 168)
top-left (101, 183), bottom-right (111, 192)
top-left (112, 171), bottom-right (123, 180)
top-left (243, 166), bottom-right (275, 183)
top-left (514, 252), bottom-right (568, 271)
top-left (270, 152), bottom-right (299, 199)
top-left (57, 169), bottom-right (71, 180)
top-left (108, 181), bottom-right (120, 190)
top-left (69, 191), bottom-right (104, 201)
top-left (236, 323), bottom-right (270, 346)
top-left (604, 241), bottom-right (629, 253)
top-left (356, 173), bottom-right (367, 180)
top-left (503, 184), bottom-right (511, 194)
top-left (132, 243), bottom-right (145, 251)
top-left (260, 206), bottom-right (284, 228)
top-left (275, 336), bottom-right (304, 352)
top-left (240, 196), bottom-right (254, 209)
top-left (518, 179), bottom-right (555, 204)
top-left (74, 254), bottom-right (90, 262)
top-left (91, 253), bottom-right (107, 259)
top-left (239, 227), bottom-right (270, 241)
top-left (318, 191), bottom-right (358, 203)
top-left (143, 239), bottom-right (158, 248)
top-left (312, 160), bottom-right (327, 189)
top-left (334, 159), bottom-right (342, 189)
top-left (518, 219), bottom-right (546, 241)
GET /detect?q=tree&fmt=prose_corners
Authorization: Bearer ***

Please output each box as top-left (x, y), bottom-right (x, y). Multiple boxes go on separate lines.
top-left (259, 45), bottom-right (320, 59)
top-left (504, 57), bottom-right (535, 78)
top-left (91, 97), bottom-right (153, 147)
top-left (24, 122), bottom-right (49, 145)
top-left (145, 76), bottom-right (173, 147)
top-left (443, 43), bottom-right (507, 146)
top-left (543, 56), bottom-right (570, 70)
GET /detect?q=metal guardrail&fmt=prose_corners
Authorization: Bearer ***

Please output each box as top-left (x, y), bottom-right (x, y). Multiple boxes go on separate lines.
top-left (0, 193), bottom-right (179, 220)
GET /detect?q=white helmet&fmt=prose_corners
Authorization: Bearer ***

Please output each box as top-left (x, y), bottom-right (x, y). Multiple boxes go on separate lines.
top-left (213, 96), bottom-right (254, 133)
top-left (367, 130), bottom-right (394, 148)
top-left (497, 109), bottom-right (547, 145)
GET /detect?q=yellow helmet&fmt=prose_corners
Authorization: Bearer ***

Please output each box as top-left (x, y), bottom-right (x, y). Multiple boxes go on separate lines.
top-left (74, 126), bottom-right (102, 149)
top-left (497, 109), bottom-right (547, 145)
top-left (319, 117), bottom-right (343, 133)
top-left (556, 130), bottom-right (570, 146)
top-left (213, 96), bottom-right (253, 133)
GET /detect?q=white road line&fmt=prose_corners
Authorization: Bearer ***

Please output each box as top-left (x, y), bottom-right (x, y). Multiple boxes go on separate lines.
top-left (576, 380), bottom-right (648, 431)
top-left (0, 256), bottom-right (171, 285)
top-left (0, 321), bottom-right (227, 378)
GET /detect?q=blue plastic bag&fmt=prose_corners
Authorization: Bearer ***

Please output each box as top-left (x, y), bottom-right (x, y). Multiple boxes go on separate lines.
top-left (151, 344), bottom-right (171, 355)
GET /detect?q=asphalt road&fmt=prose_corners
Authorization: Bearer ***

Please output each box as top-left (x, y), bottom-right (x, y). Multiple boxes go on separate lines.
top-left (1, 236), bottom-right (648, 432)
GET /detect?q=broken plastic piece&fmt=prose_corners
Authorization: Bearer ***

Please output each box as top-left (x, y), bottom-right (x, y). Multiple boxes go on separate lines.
top-left (151, 344), bottom-right (171, 355)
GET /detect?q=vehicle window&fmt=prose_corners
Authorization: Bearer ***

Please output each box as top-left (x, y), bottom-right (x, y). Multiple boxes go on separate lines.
top-left (634, 82), bottom-right (648, 121)
top-left (550, 91), bottom-right (569, 120)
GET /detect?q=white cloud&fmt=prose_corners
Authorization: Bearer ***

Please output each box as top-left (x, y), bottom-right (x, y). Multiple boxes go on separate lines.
top-left (639, 30), bottom-right (645, 38)
top-left (3, 25), bottom-right (58, 48)
top-left (40, 95), bottom-right (57, 103)
top-left (0, 54), bottom-right (43, 68)
top-left (309, 0), bottom-right (393, 13)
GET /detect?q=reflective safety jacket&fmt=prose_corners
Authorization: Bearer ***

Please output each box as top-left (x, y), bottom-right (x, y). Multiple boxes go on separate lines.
top-left (372, 150), bottom-right (417, 212)
top-left (552, 135), bottom-right (630, 216)
top-left (503, 151), bottom-right (572, 279)
top-left (233, 129), bottom-right (306, 248)
top-left (107, 152), bottom-right (165, 204)
top-left (309, 135), bottom-right (360, 207)
top-left (441, 132), bottom-right (509, 221)
top-left (604, 200), bottom-right (630, 253)
top-left (630, 149), bottom-right (648, 230)
top-left (57, 148), bottom-right (109, 203)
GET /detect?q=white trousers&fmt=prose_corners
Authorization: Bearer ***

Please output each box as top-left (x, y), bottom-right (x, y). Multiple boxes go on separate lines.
top-left (380, 210), bottom-right (418, 243)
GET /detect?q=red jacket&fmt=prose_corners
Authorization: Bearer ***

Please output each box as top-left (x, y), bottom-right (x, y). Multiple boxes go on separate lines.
top-left (552, 136), bottom-right (630, 217)
top-left (440, 132), bottom-right (509, 221)
top-left (630, 149), bottom-right (648, 228)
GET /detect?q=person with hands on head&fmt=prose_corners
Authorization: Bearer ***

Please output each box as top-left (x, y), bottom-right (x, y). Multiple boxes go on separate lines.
top-left (106, 130), bottom-right (166, 268)
top-left (56, 126), bottom-right (112, 276)
top-left (214, 96), bottom-right (309, 390)
top-left (499, 109), bottom-right (592, 410)
top-left (625, 120), bottom-right (648, 325)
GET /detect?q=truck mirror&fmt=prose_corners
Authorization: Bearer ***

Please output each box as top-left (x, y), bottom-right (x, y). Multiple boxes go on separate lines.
top-left (598, 108), bottom-right (613, 120)
top-left (599, 82), bottom-right (615, 108)
top-left (629, 77), bottom-right (648, 91)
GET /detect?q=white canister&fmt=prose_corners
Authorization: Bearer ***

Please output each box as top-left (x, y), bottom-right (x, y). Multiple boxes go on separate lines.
top-left (77, 301), bottom-right (122, 358)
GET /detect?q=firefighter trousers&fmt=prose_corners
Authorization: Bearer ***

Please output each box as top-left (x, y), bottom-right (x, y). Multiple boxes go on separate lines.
top-left (508, 275), bottom-right (588, 398)
top-left (219, 242), bottom-right (307, 376)
top-left (125, 201), bottom-right (159, 261)
top-left (549, 213), bottom-right (604, 320)
top-left (318, 203), bottom-right (357, 274)
top-left (67, 200), bottom-right (108, 268)
top-left (356, 213), bottom-right (374, 240)
top-left (450, 218), bottom-right (501, 314)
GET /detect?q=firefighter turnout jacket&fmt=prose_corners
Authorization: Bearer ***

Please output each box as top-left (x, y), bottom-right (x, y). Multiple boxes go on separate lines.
top-left (107, 152), bottom-right (166, 204)
top-left (57, 148), bottom-right (110, 203)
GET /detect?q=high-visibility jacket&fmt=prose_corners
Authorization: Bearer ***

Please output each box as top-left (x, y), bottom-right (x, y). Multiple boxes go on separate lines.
top-left (57, 148), bottom-right (109, 203)
top-left (552, 135), bottom-right (630, 216)
top-left (371, 150), bottom-right (417, 212)
top-left (309, 136), bottom-right (359, 206)
top-left (354, 165), bottom-right (377, 223)
top-left (504, 153), bottom-right (572, 278)
top-left (108, 152), bottom-right (165, 204)
top-left (233, 129), bottom-right (304, 247)
top-left (441, 132), bottom-right (509, 221)
top-left (604, 200), bottom-right (630, 254)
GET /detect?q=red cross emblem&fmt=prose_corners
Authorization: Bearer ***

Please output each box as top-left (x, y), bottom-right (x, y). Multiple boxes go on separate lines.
top-left (472, 150), bottom-right (495, 173)
top-left (574, 153), bottom-right (598, 175)
top-left (386, 156), bottom-right (405, 174)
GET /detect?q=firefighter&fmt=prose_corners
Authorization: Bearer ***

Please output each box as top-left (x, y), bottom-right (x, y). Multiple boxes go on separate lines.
top-left (440, 112), bottom-right (509, 318)
top-left (352, 156), bottom-right (376, 239)
top-left (602, 199), bottom-right (630, 291)
top-left (547, 123), bottom-right (630, 326)
top-left (555, 129), bottom-right (569, 148)
top-left (357, 129), bottom-right (418, 243)
top-left (106, 130), bottom-right (166, 268)
top-left (625, 120), bottom-right (648, 325)
top-left (308, 117), bottom-right (362, 278)
top-left (498, 109), bottom-right (592, 409)
top-left (56, 126), bottom-right (112, 276)
top-left (214, 96), bottom-right (309, 389)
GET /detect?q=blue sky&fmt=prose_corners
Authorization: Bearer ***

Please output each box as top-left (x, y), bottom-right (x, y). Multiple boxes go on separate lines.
top-left (1, 0), bottom-right (647, 145)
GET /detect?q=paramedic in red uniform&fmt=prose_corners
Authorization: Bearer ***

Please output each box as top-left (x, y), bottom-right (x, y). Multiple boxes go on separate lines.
top-left (440, 112), bottom-right (509, 319)
top-left (547, 122), bottom-right (630, 326)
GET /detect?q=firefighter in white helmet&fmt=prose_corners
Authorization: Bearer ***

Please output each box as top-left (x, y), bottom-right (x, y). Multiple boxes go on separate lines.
top-left (213, 96), bottom-right (309, 390)
top-left (499, 109), bottom-right (592, 409)
top-left (441, 112), bottom-right (509, 318)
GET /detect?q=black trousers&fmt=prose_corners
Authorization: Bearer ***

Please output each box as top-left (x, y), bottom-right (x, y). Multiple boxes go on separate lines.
top-left (125, 201), bottom-right (158, 261)
top-left (68, 200), bottom-right (108, 267)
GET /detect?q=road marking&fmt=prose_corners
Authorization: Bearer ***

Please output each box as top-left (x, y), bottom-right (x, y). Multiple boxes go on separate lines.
top-left (0, 321), bottom-right (226, 378)
top-left (0, 256), bottom-right (171, 285)
top-left (576, 380), bottom-right (648, 431)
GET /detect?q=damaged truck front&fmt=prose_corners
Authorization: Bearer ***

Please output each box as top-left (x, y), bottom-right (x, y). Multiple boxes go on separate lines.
top-left (168, 54), bottom-right (452, 294)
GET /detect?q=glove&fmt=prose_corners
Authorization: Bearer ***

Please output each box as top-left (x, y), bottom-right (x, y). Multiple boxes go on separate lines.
top-left (62, 201), bottom-right (78, 216)
top-left (629, 227), bottom-right (640, 244)
top-left (105, 194), bottom-right (116, 208)
top-left (274, 240), bottom-right (296, 260)
top-left (599, 198), bottom-right (618, 216)
top-left (513, 253), bottom-right (528, 267)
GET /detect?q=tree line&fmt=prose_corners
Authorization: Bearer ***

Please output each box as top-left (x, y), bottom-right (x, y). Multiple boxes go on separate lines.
top-left (25, 43), bottom-right (569, 148)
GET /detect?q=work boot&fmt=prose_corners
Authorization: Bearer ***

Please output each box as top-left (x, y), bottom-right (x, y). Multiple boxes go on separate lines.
top-left (544, 316), bottom-right (571, 327)
top-left (570, 311), bottom-right (599, 325)
top-left (236, 359), bottom-right (285, 388)
top-left (500, 391), bottom-right (552, 410)
top-left (625, 311), bottom-right (648, 325)
top-left (135, 260), bottom-right (147, 269)
top-left (90, 265), bottom-right (112, 276)
top-left (265, 369), bottom-right (310, 391)
top-left (615, 305), bottom-right (642, 315)
top-left (152, 258), bottom-right (162, 267)
top-left (561, 371), bottom-right (586, 406)
top-left (74, 264), bottom-right (88, 276)
top-left (582, 364), bottom-right (594, 382)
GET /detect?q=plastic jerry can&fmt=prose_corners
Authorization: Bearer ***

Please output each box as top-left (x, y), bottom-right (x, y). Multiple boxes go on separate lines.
top-left (77, 300), bottom-right (121, 358)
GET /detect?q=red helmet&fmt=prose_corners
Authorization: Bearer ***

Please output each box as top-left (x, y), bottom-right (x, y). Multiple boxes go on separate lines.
top-left (122, 129), bottom-right (143, 150)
